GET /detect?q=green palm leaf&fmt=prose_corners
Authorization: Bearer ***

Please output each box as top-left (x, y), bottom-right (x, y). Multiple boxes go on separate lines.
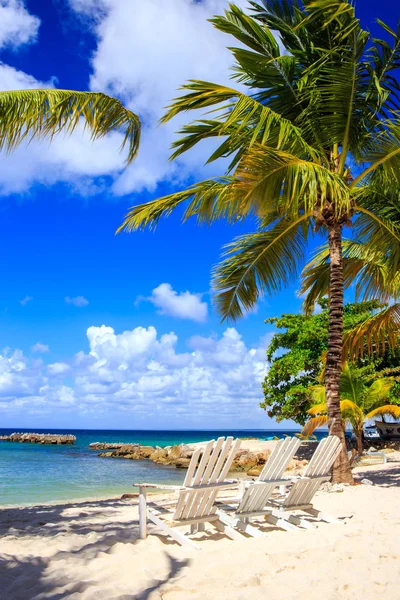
top-left (342, 303), bottom-right (400, 359)
top-left (212, 213), bottom-right (312, 321)
top-left (0, 89), bottom-right (141, 163)
top-left (163, 81), bottom-right (318, 168)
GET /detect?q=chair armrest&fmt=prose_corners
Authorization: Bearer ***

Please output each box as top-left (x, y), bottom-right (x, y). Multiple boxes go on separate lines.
top-left (133, 483), bottom-right (184, 491)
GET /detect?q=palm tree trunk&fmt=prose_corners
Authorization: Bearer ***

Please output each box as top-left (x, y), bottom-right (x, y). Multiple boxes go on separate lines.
top-left (326, 225), bottom-right (354, 483)
top-left (356, 433), bottom-right (363, 456)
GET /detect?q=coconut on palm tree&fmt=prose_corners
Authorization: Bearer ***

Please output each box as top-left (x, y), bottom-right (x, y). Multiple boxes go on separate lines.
top-left (302, 363), bottom-right (400, 455)
top-left (0, 89), bottom-right (140, 162)
top-left (118, 1), bottom-right (400, 482)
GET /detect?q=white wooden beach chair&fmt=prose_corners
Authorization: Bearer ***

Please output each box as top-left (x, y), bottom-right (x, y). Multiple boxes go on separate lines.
top-left (216, 436), bottom-right (302, 536)
top-left (267, 435), bottom-right (343, 528)
top-left (134, 437), bottom-right (242, 549)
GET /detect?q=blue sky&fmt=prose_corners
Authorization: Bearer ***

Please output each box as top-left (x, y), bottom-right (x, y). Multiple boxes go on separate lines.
top-left (0, 0), bottom-right (398, 430)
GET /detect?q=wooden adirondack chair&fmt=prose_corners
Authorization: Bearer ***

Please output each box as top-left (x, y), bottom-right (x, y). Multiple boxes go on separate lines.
top-left (134, 437), bottom-right (242, 549)
top-left (267, 435), bottom-right (343, 528)
top-left (216, 436), bottom-right (302, 536)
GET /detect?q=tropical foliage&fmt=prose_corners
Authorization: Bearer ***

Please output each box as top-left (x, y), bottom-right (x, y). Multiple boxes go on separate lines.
top-left (302, 242), bottom-right (400, 360)
top-left (261, 301), bottom-right (400, 424)
top-left (0, 89), bottom-right (141, 163)
top-left (302, 363), bottom-right (400, 453)
top-left (118, 1), bottom-right (400, 482)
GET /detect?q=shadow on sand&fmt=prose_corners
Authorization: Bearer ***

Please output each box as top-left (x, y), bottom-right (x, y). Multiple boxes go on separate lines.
top-left (354, 464), bottom-right (400, 487)
top-left (0, 497), bottom-right (192, 599)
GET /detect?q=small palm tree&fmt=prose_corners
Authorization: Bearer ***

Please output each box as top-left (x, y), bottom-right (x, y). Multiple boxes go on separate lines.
top-left (118, 2), bottom-right (400, 482)
top-left (0, 89), bottom-right (140, 162)
top-left (303, 363), bottom-right (400, 454)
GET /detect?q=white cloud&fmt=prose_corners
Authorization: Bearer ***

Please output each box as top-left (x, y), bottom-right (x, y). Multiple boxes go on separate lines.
top-left (0, 323), bottom-right (269, 427)
top-left (65, 295), bottom-right (89, 307)
top-left (47, 362), bottom-right (71, 375)
top-left (19, 295), bottom-right (33, 306)
top-left (31, 343), bottom-right (49, 353)
top-left (68, 0), bottom-right (252, 195)
top-left (0, 1), bottom-right (262, 197)
top-left (146, 283), bottom-right (208, 322)
top-left (0, 0), bottom-right (40, 50)
top-left (0, 64), bottom-right (127, 196)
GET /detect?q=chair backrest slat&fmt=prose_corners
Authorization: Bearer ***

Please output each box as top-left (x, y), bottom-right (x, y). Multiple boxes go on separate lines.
top-left (173, 437), bottom-right (241, 522)
top-left (183, 448), bottom-right (202, 487)
top-left (199, 437), bottom-right (225, 484)
top-left (191, 440), bottom-right (216, 486)
top-left (304, 436), bottom-right (342, 477)
top-left (230, 436), bottom-right (301, 516)
top-left (209, 437), bottom-right (234, 483)
top-left (217, 438), bottom-right (241, 483)
top-left (283, 435), bottom-right (342, 508)
top-left (259, 436), bottom-right (301, 481)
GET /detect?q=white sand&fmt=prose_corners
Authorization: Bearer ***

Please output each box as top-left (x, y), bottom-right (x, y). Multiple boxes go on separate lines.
top-left (1, 459), bottom-right (399, 599)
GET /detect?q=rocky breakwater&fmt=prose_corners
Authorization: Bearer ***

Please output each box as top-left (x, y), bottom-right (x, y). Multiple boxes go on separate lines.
top-left (90, 441), bottom-right (309, 475)
top-left (0, 432), bottom-right (76, 444)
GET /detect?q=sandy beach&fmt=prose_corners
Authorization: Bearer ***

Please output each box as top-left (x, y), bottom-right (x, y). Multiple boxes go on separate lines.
top-left (1, 454), bottom-right (399, 600)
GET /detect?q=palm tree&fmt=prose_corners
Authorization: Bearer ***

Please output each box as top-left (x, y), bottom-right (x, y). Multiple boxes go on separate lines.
top-left (302, 363), bottom-right (400, 455)
top-left (0, 89), bottom-right (140, 162)
top-left (301, 240), bottom-right (400, 359)
top-left (117, 2), bottom-right (400, 482)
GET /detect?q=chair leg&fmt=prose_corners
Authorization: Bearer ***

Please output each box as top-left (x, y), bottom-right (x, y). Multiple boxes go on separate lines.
top-left (139, 486), bottom-right (147, 540)
top-left (216, 511), bottom-right (263, 538)
top-left (148, 512), bottom-right (201, 550)
top-left (214, 518), bottom-right (244, 540)
top-left (305, 507), bottom-right (343, 524)
top-left (286, 513), bottom-right (315, 529)
top-left (265, 511), bottom-right (298, 531)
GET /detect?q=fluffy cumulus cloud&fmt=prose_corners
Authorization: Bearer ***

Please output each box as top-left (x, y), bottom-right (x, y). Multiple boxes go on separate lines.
top-left (146, 283), bottom-right (208, 322)
top-left (0, 60), bottom-right (128, 195)
top-left (65, 0), bottom-right (252, 195)
top-left (0, 323), bottom-right (268, 426)
top-left (0, 0), bottom-right (261, 196)
top-left (0, 0), bottom-right (40, 49)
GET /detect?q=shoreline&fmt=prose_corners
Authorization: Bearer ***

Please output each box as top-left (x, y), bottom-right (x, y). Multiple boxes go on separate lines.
top-left (2, 453), bottom-right (398, 511)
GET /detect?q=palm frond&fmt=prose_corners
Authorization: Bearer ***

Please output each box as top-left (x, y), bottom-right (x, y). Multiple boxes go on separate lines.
top-left (339, 399), bottom-right (364, 427)
top-left (162, 81), bottom-right (318, 168)
top-left (212, 213), bottom-right (312, 321)
top-left (299, 240), bottom-right (390, 312)
top-left (366, 377), bottom-right (395, 406)
top-left (366, 405), bottom-right (400, 420)
top-left (342, 303), bottom-right (400, 359)
top-left (117, 176), bottom-right (256, 233)
top-left (339, 362), bottom-right (364, 404)
top-left (236, 145), bottom-right (351, 218)
top-left (367, 19), bottom-right (400, 113)
top-left (351, 123), bottom-right (400, 188)
top-left (210, 4), bottom-right (303, 119)
top-left (0, 89), bottom-right (141, 163)
top-left (302, 415), bottom-right (328, 437)
top-left (307, 402), bottom-right (327, 415)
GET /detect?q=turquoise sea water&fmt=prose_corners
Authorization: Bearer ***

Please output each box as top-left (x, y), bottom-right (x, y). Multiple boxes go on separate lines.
top-left (0, 428), bottom-right (326, 507)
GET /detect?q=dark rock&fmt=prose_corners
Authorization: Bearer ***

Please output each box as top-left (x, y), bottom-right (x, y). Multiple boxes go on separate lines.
top-left (175, 458), bottom-right (191, 469)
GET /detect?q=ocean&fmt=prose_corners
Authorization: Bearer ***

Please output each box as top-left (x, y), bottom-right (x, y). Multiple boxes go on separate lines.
top-left (0, 428), bottom-right (327, 507)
